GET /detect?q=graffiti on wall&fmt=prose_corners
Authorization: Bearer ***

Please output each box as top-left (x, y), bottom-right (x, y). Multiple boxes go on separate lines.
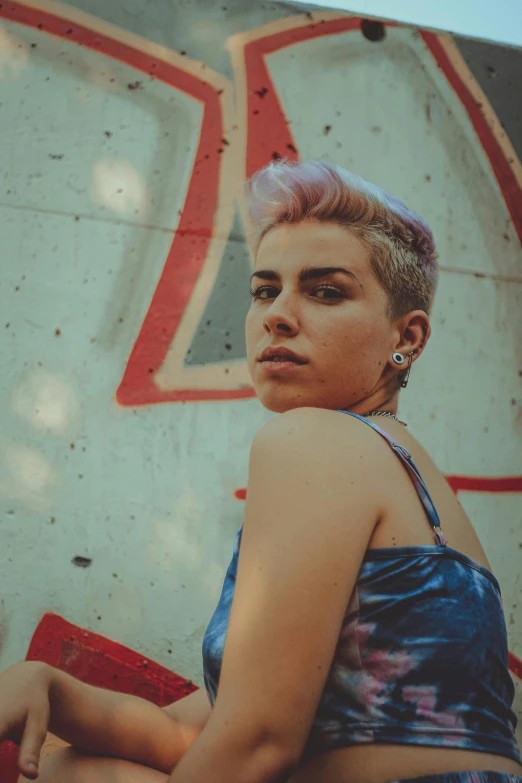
top-left (0, 0), bottom-right (521, 755)
top-left (2, 1), bottom-right (520, 402)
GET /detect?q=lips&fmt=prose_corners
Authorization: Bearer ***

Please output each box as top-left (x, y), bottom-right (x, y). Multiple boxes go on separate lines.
top-left (258, 346), bottom-right (308, 364)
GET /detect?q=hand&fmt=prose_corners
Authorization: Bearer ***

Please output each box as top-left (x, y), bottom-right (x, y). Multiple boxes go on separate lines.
top-left (0, 661), bottom-right (52, 780)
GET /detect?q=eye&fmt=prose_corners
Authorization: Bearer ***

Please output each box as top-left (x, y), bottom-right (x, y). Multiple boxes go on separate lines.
top-left (249, 285), bottom-right (279, 300)
top-left (314, 285), bottom-right (344, 299)
top-left (249, 284), bottom-right (345, 301)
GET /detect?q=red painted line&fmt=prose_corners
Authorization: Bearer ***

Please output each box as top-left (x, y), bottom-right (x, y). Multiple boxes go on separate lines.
top-left (244, 18), bottom-right (363, 178)
top-left (446, 475), bottom-right (522, 494)
top-left (120, 385), bottom-right (257, 403)
top-left (244, 45), bottom-right (298, 179)
top-left (509, 651), bottom-right (522, 681)
top-left (421, 32), bottom-right (522, 246)
top-left (248, 16), bottom-right (396, 57)
top-left (0, 3), bottom-right (215, 101)
top-left (237, 475), bottom-right (522, 501)
top-left (0, 2), bottom-right (249, 404)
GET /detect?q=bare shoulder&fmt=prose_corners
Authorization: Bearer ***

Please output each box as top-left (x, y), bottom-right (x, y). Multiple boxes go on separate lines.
top-left (253, 406), bottom-right (385, 459)
top-left (250, 407), bottom-right (390, 520)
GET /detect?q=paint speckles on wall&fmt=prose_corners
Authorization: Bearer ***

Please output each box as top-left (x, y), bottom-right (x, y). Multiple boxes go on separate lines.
top-left (0, 3), bottom-right (520, 765)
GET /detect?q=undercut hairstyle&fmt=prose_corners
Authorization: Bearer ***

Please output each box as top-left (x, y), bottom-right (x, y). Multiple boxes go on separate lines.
top-left (245, 159), bottom-right (439, 319)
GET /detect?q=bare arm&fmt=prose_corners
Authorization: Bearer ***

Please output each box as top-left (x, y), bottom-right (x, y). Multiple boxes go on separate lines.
top-left (39, 688), bottom-right (210, 759)
top-left (166, 408), bottom-right (382, 783)
top-left (161, 687), bottom-right (211, 750)
top-left (47, 668), bottom-right (210, 774)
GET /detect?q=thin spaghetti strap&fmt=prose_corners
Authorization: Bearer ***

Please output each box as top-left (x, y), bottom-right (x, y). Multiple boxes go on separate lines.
top-left (337, 411), bottom-right (447, 547)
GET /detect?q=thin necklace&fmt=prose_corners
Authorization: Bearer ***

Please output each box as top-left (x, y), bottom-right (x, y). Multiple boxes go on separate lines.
top-left (365, 410), bottom-right (407, 426)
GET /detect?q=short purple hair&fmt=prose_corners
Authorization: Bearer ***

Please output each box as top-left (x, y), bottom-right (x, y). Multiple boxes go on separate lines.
top-left (245, 159), bottom-right (438, 318)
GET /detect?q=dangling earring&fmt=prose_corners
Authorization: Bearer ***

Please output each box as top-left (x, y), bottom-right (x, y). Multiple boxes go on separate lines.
top-left (397, 351), bottom-right (415, 388)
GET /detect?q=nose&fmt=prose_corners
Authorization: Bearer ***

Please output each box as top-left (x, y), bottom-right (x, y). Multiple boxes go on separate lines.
top-left (263, 293), bottom-right (299, 335)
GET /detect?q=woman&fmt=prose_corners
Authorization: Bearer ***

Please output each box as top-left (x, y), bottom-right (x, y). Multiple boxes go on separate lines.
top-left (3, 159), bottom-right (521, 783)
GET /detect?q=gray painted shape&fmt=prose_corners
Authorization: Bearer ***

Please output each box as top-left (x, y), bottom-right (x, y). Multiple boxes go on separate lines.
top-left (455, 37), bottom-right (522, 161)
top-left (185, 207), bottom-right (251, 365)
top-left (64, 0), bottom-right (310, 82)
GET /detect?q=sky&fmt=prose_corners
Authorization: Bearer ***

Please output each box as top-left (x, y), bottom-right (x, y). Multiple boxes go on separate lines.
top-left (284, 0), bottom-right (522, 47)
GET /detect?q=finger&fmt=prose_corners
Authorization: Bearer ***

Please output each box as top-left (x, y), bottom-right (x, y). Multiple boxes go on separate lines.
top-left (19, 702), bottom-right (50, 779)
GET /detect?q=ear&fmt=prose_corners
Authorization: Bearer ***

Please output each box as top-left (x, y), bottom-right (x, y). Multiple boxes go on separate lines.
top-left (394, 310), bottom-right (431, 362)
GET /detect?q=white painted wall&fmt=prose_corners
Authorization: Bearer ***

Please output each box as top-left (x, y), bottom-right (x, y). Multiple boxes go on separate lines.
top-left (0, 0), bottom-right (520, 753)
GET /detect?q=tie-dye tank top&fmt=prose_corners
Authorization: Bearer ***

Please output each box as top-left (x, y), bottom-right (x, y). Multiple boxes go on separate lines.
top-left (202, 412), bottom-right (521, 764)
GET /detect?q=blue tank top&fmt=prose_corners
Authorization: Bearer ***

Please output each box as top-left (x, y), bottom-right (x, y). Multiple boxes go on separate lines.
top-left (202, 412), bottom-right (521, 764)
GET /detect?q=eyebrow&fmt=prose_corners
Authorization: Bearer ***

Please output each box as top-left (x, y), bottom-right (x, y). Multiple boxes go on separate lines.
top-left (250, 265), bottom-right (364, 288)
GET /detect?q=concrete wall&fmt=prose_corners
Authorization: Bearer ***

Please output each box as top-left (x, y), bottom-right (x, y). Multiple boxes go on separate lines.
top-left (0, 0), bottom-right (521, 739)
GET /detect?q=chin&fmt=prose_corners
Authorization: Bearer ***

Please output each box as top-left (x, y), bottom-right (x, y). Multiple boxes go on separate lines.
top-left (254, 385), bottom-right (323, 413)
top-left (261, 399), bottom-right (298, 413)
top-left (252, 384), bottom-right (297, 413)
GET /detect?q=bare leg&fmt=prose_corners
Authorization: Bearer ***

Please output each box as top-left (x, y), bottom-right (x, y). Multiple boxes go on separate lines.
top-left (40, 731), bottom-right (70, 759)
top-left (19, 746), bottom-right (169, 783)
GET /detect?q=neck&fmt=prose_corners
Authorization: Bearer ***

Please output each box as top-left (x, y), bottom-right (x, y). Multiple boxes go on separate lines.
top-left (345, 389), bottom-right (399, 419)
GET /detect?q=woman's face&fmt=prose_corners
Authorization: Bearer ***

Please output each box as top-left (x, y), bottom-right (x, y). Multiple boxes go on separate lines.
top-left (245, 220), bottom-right (399, 413)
